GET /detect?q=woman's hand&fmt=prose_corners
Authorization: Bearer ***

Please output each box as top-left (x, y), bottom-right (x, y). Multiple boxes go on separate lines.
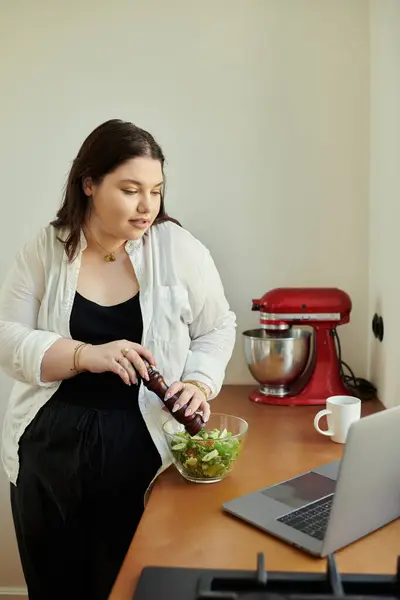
top-left (165, 381), bottom-right (211, 422)
top-left (78, 340), bottom-right (155, 386)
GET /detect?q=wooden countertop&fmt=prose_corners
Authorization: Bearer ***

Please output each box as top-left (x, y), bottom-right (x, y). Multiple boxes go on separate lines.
top-left (109, 386), bottom-right (399, 600)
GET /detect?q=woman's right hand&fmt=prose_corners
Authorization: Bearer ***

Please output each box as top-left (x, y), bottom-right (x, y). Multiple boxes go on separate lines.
top-left (78, 340), bottom-right (155, 386)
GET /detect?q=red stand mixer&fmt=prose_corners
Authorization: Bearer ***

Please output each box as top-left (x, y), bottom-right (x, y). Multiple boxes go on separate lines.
top-left (242, 287), bottom-right (352, 406)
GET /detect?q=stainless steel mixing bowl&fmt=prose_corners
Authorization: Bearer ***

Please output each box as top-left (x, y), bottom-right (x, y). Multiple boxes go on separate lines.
top-left (243, 327), bottom-right (312, 392)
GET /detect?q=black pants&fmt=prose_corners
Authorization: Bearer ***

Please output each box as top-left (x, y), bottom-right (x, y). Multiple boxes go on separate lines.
top-left (10, 397), bottom-right (161, 600)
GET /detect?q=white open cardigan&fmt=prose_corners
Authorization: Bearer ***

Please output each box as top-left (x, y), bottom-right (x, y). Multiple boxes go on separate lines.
top-left (0, 221), bottom-right (236, 496)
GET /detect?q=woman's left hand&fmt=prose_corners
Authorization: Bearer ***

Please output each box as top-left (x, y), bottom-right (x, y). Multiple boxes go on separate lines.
top-left (165, 381), bottom-right (211, 422)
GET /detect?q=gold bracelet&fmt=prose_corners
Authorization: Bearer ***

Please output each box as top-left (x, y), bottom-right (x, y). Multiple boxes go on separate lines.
top-left (183, 379), bottom-right (211, 400)
top-left (70, 342), bottom-right (87, 373)
top-left (75, 343), bottom-right (89, 373)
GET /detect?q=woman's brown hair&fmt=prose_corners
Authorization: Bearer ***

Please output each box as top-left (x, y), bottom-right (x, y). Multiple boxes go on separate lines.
top-left (51, 119), bottom-right (180, 261)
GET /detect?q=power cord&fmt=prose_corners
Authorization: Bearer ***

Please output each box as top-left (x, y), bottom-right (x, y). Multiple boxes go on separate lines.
top-left (333, 329), bottom-right (377, 401)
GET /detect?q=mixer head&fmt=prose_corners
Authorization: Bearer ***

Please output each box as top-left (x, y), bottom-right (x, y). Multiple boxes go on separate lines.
top-left (252, 287), bottom-right (352, 331)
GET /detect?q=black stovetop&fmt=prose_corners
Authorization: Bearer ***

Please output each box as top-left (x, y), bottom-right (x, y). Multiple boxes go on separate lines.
top-left (132, 552), bottom-right (400, 600)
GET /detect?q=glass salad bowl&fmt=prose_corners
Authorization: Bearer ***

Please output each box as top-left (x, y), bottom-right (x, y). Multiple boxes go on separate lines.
top-left (162, 413), bottom-right (248, 483)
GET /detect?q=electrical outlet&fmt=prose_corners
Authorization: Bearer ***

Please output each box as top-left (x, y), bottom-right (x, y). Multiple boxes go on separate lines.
top-left (372, 313), bottom-right (384, 342)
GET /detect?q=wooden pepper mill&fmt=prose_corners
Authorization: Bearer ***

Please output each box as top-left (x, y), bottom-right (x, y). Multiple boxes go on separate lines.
top-left (142, 359), bottom-right (205, 436)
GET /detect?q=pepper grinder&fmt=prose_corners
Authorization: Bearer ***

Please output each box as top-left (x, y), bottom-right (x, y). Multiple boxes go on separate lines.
top-left (142, 360), bottom-right (205, 436)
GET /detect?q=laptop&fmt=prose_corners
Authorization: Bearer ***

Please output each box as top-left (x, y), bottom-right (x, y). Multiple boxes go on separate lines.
top-left (222, 405), bottom-right (400, 557)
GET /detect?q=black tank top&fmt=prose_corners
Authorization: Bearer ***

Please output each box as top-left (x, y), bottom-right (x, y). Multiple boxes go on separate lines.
top-left (53, 292), bottom-right (143, 410)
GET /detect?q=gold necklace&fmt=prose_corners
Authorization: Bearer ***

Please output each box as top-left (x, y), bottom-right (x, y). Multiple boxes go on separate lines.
top-left (89, 230), bottom-right (120, 262)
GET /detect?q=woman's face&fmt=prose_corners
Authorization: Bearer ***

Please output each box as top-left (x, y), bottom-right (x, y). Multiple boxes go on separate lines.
top-left (83, 157), bottom-right (163, 241)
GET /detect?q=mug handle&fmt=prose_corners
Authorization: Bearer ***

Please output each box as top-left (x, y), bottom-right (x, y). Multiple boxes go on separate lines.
top-left (314, 409), bottom-right (334, 436)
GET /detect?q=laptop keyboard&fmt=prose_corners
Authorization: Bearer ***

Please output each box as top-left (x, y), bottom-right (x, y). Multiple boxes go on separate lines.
top-left (277, 494), bottom-right (334, 541)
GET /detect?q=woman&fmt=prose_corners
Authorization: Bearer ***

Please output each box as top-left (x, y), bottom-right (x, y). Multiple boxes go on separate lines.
top-left (0, 119), bottom-right (236, 600)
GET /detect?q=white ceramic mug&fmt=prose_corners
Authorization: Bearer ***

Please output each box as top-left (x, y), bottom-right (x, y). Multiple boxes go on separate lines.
top-left (313, 395), bottom-right (361, 444)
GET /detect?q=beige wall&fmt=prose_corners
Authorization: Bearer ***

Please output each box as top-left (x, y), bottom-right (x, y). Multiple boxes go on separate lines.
top-left (368, 0), bottom-right (400, 408)
top-left (0, 0), bottom-right (370, 591)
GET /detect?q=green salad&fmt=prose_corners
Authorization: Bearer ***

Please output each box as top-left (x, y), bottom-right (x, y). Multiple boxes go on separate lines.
top-left (169, 427), bottom-right (242, 479)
